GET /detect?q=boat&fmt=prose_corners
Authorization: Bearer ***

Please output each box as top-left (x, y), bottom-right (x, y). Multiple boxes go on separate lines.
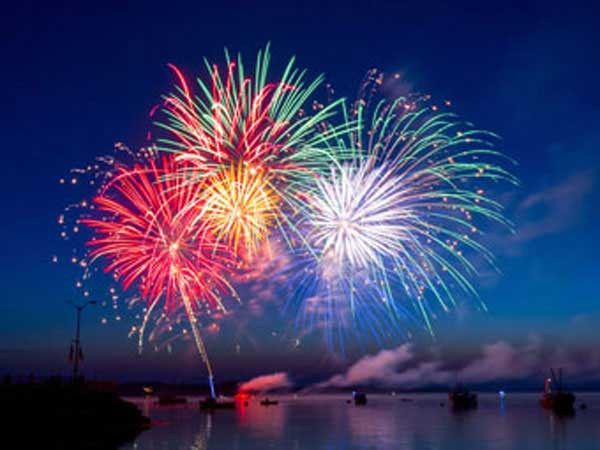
top-left (260, 398), bottom-right (279, 406)
top-left (352, 391), bottom-right (367, 405)
top-left (540, 368), bottom-right (575, 414)
top-left (156, 394), bottom-right (187, 406)
top-left (448, 385), bottom-right (478, 410)
top-left (199, 397), bottom-right (235, 410)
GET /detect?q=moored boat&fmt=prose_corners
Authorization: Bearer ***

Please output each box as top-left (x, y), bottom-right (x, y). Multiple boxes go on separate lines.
top-left (448, 385), bottom-right (477, 410)
top-left (352, 391), bottom-right (368, 405)
top-left (540, 368), bottom-right (575, 414)
top-left (260, 397), bottom-right (279, 406)
top-left (199, 397), bottom-right (235, 410)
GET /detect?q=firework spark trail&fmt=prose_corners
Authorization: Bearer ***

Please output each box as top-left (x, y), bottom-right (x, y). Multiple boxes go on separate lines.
top-left (179, 285), bottom-right (217, 398)
top-left (155, 45), bottom-right (355, 256)
top-left (82, 156), bottom-right (238, 397)
top-left (285, 73), bottom-right (518, 349)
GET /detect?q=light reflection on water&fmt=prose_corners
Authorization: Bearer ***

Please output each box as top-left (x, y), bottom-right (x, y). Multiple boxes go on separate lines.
top-left (121, 393), bottom-right (600, 450)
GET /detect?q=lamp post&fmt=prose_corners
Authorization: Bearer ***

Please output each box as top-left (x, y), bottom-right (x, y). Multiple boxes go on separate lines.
top-left (68, 300), bottom-right (96, 381)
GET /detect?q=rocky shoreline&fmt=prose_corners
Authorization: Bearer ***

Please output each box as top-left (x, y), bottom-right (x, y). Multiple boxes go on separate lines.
top-left (2, 379), bottom-right (149, 449)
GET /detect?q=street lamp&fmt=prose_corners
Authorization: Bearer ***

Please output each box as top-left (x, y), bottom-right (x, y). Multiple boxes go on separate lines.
top-left (67, 300), bottom-right (96, 381)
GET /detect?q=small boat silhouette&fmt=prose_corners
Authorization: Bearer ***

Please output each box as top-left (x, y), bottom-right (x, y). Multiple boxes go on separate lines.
top-left (540, 368), bottom-right (575, 414)
top-left (260, 398), bottom-right (279, 406)
top-left (352, 391), bottom-right (367, 405)
top-left (199, 397), bottom-right (235, 410)
top-left (448, 384), bottom-right (477, 410)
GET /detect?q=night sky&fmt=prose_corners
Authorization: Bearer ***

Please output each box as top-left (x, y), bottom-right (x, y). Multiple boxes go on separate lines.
top-left (2, 1), bottom-right (599, 385)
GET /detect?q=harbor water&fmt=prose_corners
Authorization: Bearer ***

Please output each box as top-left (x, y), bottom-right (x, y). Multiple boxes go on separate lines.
top-left (121, 393), bottom-right (600, 450)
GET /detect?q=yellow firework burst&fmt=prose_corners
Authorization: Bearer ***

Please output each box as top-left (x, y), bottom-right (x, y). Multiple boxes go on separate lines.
top-left (199, 162), bottom-right (279, 256)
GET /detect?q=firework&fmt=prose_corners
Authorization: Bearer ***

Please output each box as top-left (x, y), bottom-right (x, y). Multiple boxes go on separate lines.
top-left (286, 73), bottom-right (517, 348)
top-left (155, 45), bottom-right (353, 255)
top-left (82, 156), bottom-right (237, 397)
top-left (56, 52), bottom-right (518, 361)
top-left (194, 162), bottom-right (279, 257)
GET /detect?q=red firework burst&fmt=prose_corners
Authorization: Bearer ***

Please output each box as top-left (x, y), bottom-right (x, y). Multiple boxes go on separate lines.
top-left (82, 156), bottom-right (236, 313)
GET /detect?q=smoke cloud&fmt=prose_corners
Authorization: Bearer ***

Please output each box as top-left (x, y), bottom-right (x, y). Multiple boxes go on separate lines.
top-left (239, 372), bottom-right (292, 393)
top-left (312, 337), bottom-right (600, 390)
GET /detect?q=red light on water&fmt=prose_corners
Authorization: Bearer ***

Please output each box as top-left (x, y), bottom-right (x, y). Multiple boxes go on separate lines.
top-left (234, 392), bottom-right (250, 401)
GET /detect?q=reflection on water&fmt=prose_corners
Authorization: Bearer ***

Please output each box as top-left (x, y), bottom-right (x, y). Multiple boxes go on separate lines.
top-left (190, 414), bottom-right (210, 450)
top-left (121, 394), bottom-right (600, 450)
top-left (236, 398), bottom-right (287, 438)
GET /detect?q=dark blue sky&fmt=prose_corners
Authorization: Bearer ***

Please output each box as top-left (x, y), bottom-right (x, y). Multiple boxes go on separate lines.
top-left (2, 1), bottom-right (599, 383)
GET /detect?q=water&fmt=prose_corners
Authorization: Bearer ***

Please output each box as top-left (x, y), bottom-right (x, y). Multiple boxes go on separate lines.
top-left (121, 393), bottom-right (600, 449)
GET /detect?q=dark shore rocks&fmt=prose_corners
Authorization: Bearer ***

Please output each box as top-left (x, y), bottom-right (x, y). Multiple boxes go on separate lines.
top-left (2, 380), bottom-right (149, 449)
